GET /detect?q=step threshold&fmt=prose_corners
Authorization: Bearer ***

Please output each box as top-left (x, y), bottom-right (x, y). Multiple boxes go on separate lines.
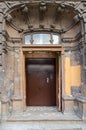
top-left (6, 107), bottom-right (82, 122)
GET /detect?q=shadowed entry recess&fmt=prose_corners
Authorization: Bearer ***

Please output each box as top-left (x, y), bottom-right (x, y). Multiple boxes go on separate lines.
top-left (25, 58), bottom-right (56, 106)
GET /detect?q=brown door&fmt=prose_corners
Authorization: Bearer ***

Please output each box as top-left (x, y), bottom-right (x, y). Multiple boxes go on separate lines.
top-left (25, 58), bottom-right (56, 106)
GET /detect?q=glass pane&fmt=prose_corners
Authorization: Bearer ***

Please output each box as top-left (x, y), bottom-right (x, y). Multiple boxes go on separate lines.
top-left (53, 35), bottom-right (60, 44)
top-left (25, 35), bottom-right (31, 44)
top-left (25, 33), bottom-right (60, 45)
top-left (33, 34), bottom-right (50, 44)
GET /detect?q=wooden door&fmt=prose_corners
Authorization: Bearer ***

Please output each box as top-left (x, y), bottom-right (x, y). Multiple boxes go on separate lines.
top-left (25, 58), bottom-right (56, 106)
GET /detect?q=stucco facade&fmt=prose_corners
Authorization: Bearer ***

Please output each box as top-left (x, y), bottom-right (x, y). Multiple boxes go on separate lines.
top-left (0, 0), bottom-right (86, 123)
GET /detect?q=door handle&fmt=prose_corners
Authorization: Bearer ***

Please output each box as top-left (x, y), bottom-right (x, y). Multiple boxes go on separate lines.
top-left (46, 77), bottom-right (49, 83)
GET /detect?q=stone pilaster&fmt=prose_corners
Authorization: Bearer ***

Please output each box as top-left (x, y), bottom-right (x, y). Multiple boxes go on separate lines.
top-left (0, 4), bottom-right (14, 118)
top-left (11, 49), bottom-right (22, 112)
top-left (81, 13), bottom-right (86, 97)
top-left (74, 5), bottom-right (86, 119)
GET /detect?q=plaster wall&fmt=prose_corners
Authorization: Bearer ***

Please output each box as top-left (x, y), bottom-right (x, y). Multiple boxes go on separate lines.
top-left (65, 57), bottom-right (81, 95)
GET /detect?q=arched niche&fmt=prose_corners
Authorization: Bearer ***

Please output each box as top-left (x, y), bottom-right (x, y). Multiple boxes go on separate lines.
top-left (1, 1), bottom-right (83, 115)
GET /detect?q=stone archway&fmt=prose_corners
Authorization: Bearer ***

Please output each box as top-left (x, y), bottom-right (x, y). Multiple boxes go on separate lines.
top-left (0, 1), bottom-right (86, 120)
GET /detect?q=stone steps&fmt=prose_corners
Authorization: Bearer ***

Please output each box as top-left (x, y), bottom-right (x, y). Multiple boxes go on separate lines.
top-left (0, 121), bottom-right (85, 130)
top-left (6, 107), bottom-right (82, 121)
top-left (1, 107), bottom-right (85, 130)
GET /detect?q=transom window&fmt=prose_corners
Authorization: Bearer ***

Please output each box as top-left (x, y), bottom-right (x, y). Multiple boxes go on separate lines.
top-left (25, 33), bottom-right (60, 45)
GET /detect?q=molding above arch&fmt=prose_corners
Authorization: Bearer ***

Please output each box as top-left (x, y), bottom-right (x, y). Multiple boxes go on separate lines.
top-left (3, 1), bottom-right (82, 34)
top-left (0, 0), bottom-right (85, 51)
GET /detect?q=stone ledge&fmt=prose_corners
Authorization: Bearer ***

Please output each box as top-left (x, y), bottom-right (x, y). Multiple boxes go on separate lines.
top-left (76, 96), bottom-right (86, 103)
top-left (1, 96), bottom-right (9, 103)
top-left (11, 95), bottom-right (22, 101)
top-left (62, 95), bottom-right (75, 100)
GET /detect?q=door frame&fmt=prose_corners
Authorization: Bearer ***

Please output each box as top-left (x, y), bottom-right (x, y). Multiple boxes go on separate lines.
top-left (20, 45), bottom-right (64, 111)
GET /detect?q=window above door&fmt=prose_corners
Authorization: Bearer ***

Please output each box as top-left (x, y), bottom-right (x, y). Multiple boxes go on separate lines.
top-left (24, 33), bottom-right (60, 45)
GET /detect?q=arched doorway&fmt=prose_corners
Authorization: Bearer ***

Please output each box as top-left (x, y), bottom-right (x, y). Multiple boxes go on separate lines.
top-left (2, 1), bottom-right (82, 116)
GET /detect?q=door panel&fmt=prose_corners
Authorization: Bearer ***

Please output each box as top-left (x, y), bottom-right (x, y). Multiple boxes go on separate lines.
top-left (26, 58), bottom-right (56, 106)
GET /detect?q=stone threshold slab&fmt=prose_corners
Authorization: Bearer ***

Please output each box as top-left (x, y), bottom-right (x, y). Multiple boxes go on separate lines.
top-left (6, 107), bottom-right (82, 121)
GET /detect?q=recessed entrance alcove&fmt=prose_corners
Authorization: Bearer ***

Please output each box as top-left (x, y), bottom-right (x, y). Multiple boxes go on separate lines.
top-left (1, 1), bottom-right (85, 121)
top-left (22, 46), bottom-right (63, 113)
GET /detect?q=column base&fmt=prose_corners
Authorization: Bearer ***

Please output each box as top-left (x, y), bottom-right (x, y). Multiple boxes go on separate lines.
top-left (75, 96), bottom-right (86, 120)
top-left (11, 95), bottom-right (23, 113)
top-left (62, 95), bottom-right (75, 114)
top-left (1, 95), bottom-right (10, 119)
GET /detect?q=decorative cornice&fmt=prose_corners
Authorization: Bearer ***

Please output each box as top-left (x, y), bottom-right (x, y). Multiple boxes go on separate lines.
top-left (1, 1), bottom-right (83, 35)
top-left (2, 1), bottom-right (81, 14)
top-left (64, 45), bottom-right (81, 52)
top-left (2, 30), bottom-right (22, 43)
top-left (10, 38), bottom-right (22, 43)
top-left (0, 0), bottom-right (85, 19)
top-left (62, 32), bottom-right (81, 43)
top-left (3, 29), bottom-right (83, 52)
top-left (4, 12), bottom-right (81, 34)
